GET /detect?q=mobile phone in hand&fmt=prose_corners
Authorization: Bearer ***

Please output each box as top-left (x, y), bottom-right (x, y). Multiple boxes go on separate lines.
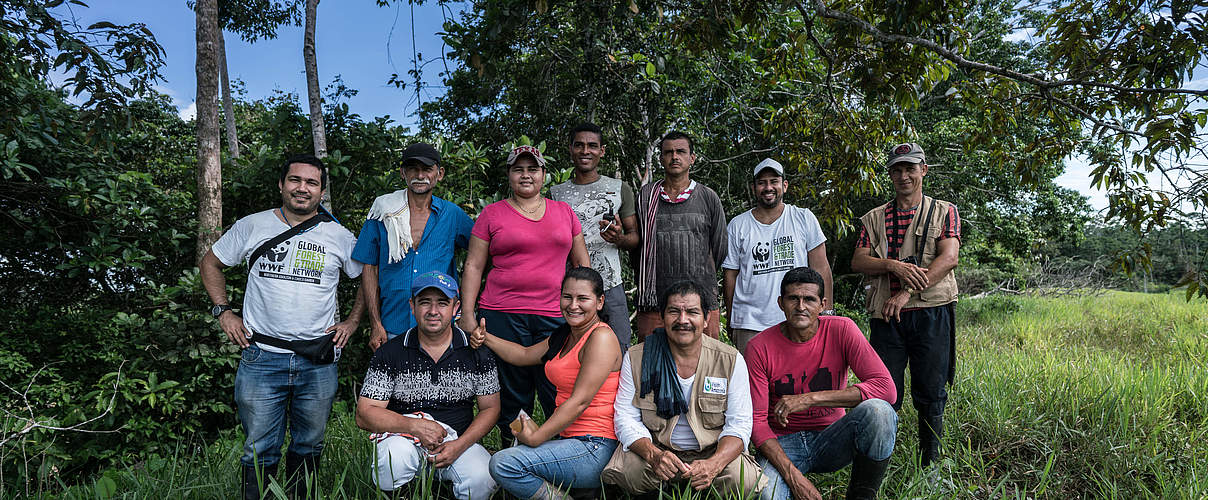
top-left (600, 211), bottom-right (616, 233)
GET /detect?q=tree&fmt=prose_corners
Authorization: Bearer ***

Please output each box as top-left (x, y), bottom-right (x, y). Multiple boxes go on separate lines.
top-left (202, 0), bottom-right (305, 158)
top-left (303, 0), bottom-right (326, 159)
top-left (416, 0), bottom-right (1206, 295)
top-left (218, 30), bottom-right (238, 158)
top-left (195, 0), bottom-right (222, 264)
top-left (387, 1), bottom-right (1092, 294)
top-left (721, 0), bottom-right (1207, 293)
top-left (187, 0), bottom-right (306, 159)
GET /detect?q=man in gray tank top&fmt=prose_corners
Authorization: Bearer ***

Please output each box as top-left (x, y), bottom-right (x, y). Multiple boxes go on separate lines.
top-left (550, 122), bottom-right (637, 350)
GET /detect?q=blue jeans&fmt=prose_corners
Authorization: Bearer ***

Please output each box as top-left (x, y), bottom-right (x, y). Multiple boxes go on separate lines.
top-left (490, 436), bottom-right (619, 499)
top-left (234, 344), bottom-right (338, 467)
top-left (758, 399), bottom-right (898, 500)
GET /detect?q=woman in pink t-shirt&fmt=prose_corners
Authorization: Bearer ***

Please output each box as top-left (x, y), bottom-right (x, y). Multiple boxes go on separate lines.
top-left (458, 145), bottom-right (589, 442)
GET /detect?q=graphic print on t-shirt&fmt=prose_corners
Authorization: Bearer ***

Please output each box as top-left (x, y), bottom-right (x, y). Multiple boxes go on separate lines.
top-left (255, 238), bottom-right (328, 284)
top-left (266, 241), bottom-right (290, 262)
top-left (752, 235), bottom-right (798, 276)
top-left (559, 184), bottom-right (620, 286)
top-left (772, 366), bottom-right (837, 418)
top-left (808, 367), bottom-right (833, 392)
top-left (773, 367), bottom-right (835, 396)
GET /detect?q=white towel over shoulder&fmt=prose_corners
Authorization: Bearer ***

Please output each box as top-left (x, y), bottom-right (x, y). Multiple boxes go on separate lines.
top-left (367, 190), bottom-right (413, 263)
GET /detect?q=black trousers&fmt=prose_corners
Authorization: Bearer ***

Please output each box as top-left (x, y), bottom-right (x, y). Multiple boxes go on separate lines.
top-left (477, 308), bottom-right (560, 442)
top-left (869, 303), bottom-right (955, 418)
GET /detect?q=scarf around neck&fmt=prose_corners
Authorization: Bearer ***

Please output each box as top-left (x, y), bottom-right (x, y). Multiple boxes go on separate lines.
top-left (639, 328), bottom-right (690, 419)
top-left (637, 180), bottom-right (664, 308)
top-left (367, 189), bottom-right (413, 263)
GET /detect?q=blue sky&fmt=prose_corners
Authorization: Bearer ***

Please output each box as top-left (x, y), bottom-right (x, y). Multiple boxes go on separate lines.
top-left (79, 0), bottom-right (457, 129)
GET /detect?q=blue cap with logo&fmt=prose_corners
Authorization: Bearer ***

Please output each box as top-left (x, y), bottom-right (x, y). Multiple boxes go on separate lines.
top-left (411, 270), bottom-right (459, 299)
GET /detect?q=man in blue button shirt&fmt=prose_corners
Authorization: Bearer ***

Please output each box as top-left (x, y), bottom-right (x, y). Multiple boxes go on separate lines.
top-left (353, 143), bottom-right (474, 350)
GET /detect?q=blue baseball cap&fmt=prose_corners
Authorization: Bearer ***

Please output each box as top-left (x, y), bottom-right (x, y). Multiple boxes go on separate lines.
top-left (411, 271), bottom-right (459, 299)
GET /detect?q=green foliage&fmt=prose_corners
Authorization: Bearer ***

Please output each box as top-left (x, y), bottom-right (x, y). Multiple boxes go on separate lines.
top-left (0, 34), bottom-right (500, 490)
top-left (0, 0), bottom-right (165, 129)
top-left (20, 292), bottom-right (1208, 498)
top-left (399, 0), bottom-right (1097, 310)
top-left (1052, 222), bottom-right (1208, 294)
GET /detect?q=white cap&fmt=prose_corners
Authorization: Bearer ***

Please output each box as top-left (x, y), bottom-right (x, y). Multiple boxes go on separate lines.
top-left (753, 158), bottom-right (784, 178)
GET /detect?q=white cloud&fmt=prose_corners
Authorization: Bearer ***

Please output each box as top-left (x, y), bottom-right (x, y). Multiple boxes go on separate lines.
top-left (153, 84), bottom-right (178, 99)
top-left (1003, 28), bottom-right (1036, 43)
top-left (1055, 154), bottom-right (1108, 212)
top-left (178, 101), bottom-right (196, 121)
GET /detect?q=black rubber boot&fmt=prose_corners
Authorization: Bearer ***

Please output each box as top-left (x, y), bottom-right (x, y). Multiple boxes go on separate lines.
top-left (569, 487), bottom-right (601, 500)
top-left (242, 463), bottom-right (278, 500)
top-left (284, 452), bottom-right (321, 500)
top-left (846, 453), bottom-right (890, 500)
top-left (918, 414), bottom-right (944, 467)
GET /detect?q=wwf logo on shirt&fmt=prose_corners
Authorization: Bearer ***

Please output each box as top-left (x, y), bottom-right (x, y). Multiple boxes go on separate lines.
top-left (266, 240), bottom-right (291, 262)
top-left (752, 241), bottom-right (771, 263)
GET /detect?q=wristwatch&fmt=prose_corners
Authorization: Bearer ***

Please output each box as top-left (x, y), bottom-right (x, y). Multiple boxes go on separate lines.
top-left (211, 304), bottom-right (233, 318)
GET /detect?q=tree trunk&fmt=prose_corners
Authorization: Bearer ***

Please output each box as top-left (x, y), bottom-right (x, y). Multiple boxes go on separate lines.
top-left (303, 0), bottom-right (330, 211)
top-left (219, 29), bottom-right (239, 159)
top-left (303, 0), bottom-right (326, 159)
top-left (195, 0), bottom-right (222, 265)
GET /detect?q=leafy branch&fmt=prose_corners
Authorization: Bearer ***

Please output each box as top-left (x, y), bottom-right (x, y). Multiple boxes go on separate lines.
top-left (0, 362), bottom-right (125, 450)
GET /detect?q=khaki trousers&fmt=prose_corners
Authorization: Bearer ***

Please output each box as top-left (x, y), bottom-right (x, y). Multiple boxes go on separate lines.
top-left (600, 445), bottom-right (767, 496)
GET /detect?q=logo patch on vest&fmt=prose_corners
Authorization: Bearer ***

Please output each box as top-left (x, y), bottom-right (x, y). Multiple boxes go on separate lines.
top-left (703, 377), bottom-right (728, 395)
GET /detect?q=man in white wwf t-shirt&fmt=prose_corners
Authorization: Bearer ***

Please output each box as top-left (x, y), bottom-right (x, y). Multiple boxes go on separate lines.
top-left (200, 154), bottom-right (365, 500)
top-left (723, 158), bottom-right (832, 353)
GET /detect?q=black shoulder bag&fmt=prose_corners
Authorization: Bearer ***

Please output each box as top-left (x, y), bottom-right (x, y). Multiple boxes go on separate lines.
top-left (247, 210), bottom-right (333, 266)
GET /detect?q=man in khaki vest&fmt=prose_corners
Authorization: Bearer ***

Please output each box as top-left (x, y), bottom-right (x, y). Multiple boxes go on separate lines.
top-left (602, 281), bottom-right (766, 497)
top-left (851, 143), bottom-right (961, 467)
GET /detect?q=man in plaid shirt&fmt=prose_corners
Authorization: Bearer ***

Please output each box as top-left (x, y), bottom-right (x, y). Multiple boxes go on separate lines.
top-left (852, 143), bottom-right (961, 467)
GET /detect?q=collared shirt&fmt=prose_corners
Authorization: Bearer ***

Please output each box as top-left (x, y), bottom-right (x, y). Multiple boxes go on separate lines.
top-left (358, 326), bottom-right (499, 435)
top-left (612, 350), bottom-right (753, 451)
top-left (352, 196), bottom-right (473, 335)
top-left (659, 180), bottom-right (697, 203)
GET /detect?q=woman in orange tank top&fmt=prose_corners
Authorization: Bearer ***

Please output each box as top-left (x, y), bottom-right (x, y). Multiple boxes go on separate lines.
top-left (470, 267), bottom-right (622, 499)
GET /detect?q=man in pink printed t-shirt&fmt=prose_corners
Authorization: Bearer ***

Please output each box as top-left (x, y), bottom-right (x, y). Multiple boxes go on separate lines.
top-left (745, 267), bottom-right (898, 500)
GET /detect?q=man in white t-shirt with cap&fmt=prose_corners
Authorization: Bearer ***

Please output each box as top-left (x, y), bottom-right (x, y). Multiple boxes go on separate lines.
top-left (722, 158), bottom-right (832, 353)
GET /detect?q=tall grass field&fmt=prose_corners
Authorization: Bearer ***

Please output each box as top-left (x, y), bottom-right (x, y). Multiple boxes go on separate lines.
top-left (25, 291), bottom-right (1208, 499)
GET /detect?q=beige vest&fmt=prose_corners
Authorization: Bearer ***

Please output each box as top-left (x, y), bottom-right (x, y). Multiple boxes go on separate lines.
top-left (859, 196), bottom-right (959, 319)
top-left (628, 335), bottom-right (737, 451)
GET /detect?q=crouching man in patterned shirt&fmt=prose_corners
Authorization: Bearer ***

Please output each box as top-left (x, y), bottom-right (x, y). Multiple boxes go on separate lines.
top-left (355, 270), bottom-right (501, 499)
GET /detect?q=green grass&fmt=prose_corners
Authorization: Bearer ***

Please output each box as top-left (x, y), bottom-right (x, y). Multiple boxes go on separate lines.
top-left (29, 291), bottom-right (1208, 499)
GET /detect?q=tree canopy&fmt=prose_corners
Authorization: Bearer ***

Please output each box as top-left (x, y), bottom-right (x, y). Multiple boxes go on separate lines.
top-left (400, 0), bottom-right (1206, 292)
